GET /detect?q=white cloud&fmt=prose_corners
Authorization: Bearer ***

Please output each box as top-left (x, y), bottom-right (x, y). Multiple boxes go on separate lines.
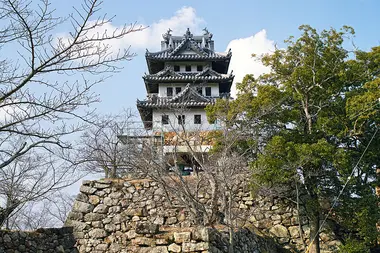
top-left (57, 6), bottom-right (275, 100)
top-left (127, 6), bottom-right (205, 50)
top-left (226, 30), bottom-right (275, 98)
top-left (62, 6), bottom-right (205, 54)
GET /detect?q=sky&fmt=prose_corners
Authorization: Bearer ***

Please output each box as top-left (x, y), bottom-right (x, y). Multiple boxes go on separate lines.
top-left (51, 0), bottom-right (380, 116)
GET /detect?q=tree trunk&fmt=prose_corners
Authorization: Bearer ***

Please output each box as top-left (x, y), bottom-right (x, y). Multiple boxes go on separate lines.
top-left (308, 205), bottom-right (320, 253)
top-left (376, 168), bottom-right (380, 245)
top-left (228, 195), bottom-right (234, 253)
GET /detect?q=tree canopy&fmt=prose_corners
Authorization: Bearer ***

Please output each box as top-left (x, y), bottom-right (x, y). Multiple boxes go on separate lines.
top-left (207, 25), bottom-right (380, 253)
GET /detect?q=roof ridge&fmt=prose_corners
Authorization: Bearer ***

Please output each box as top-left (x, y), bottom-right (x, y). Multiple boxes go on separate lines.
top-left (169, 38), bottom-right (208, 57)
top-left (196, 67), bottom-right (221, 77)
top-left (168, 83), bottom-right (191, 102)
top-left (146, 66), bottom-right (181, 78)
top-left (168, 84), bottom-right (211, 103)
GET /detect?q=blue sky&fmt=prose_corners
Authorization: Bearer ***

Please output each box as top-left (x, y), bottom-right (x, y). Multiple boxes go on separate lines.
top-left (52, 0), bottom-right (380, 115)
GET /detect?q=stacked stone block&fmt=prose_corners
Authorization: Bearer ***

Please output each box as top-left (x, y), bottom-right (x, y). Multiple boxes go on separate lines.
top-left (0, 227), bottom-right (77, 253)
top-left (64, 178), bottom-right (340, 253)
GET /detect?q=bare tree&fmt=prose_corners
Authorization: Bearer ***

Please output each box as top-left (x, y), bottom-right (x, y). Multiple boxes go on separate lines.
top-left (125, 105), bottom-right (255, 252)
top-left (0, 0), bottom-right (144, 224)
top-left (5, 191), bottom-right (75, 229)
top-left (79, 110), bottom-right (137, 178)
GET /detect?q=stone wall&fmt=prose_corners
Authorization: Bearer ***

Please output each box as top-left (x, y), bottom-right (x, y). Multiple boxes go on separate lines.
top-left (64, 178), bottom-right (341, 252)
top-left (0, 227), bottom-right (77, 253)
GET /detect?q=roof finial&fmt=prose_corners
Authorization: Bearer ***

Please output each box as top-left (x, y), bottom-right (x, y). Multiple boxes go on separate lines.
top-left (203, 27), bottom-right (213, 40)
top-left (162, 28), bottom-right (172, 41)
top-left (184, 28), bottom-right (193, 40)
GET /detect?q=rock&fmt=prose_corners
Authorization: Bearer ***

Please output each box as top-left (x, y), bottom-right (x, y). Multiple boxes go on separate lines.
top-left (65, 220), bottom-right (88, 231)
top-left (104, 197), bottom-right (114, 206)
top-left (156, 238), bottom-right (168, 245)
top-left (151, 246), bottom-right (169, 253)
top-left (166, 217), bottom-right (177, 225)
top-left (132, 237), bottom-right (153, 246)
top-left (80, 185), bottom-right (96, 194)
top-left (135, 222), bottom-right (159, 234)
top-left (193, 227), bottom-right (209, 241)
top-left (93, 204), bottom-right (108, 214)
top-left (84, 213), bottom-right (104, 222)
top-left (288, 226), bottom-right (300, 238)
top-left (168, 243), bottom-right (181, 252)
top-left (126, 230), bottom-right (139, 239)
top-left (95, 190), bottom-right (106, 197)
top-left (66, 211), bottom-right (83, 221)
top-left (92, 221), bottom-right (102, 228)
top-left (132, 216), bottom-right (140, 221)
top-left (271, 214), bottom-right (282, 221)
top-left (269, 224), bottom-right (289, 238)
top-left (88, 195), bottom-right (100, 205)
top-left (127, 186), bottom-right (136, 193)
top-left (182, 242), bottom-right (209, 252)
top-left (154, 217), bottom-right (165, 225)
top-left (88, 229), bottom-right (107, 239)
top-left (112, 214), bottom-right (123, 224)
top-left (94, 182), bottom-right (110, 189)
top-left (3, 234), bottom-right (11, 243)
top-left (95, 244), bottom-right (108, 251)
top-left (76, 193), bottom-right (89, 202)
top-left (109, 206), bottom-right (121, 213)
top-left (105, 223), bottom-right (116, 232)
top-left (110, 192), bottom-right (123, 199)
top-left (72, 200), bottom-right (94, 213)
top-left (174, 232), bottom-right (191, 243)
top-left (123, 207), bottom-right (146, 217)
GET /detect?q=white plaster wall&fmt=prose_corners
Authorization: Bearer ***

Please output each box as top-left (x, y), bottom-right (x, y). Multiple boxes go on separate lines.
top-left (164, 62), bottom-right (211, 73)
top-left (152, 109), bottom-right (218, 132)
top-left (158, 83), bottom-right (219, 97)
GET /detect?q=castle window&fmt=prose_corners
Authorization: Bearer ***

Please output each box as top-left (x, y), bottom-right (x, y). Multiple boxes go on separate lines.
top-left (185, 65), bottom-right (191, 72)
top-left (197, 65), bottom-right (203, 71)
top-left (197, 87), bottom-right (202, 95)
top-left (178, 115), bottom-right (185, 125)
top-left (175, 87), bottom-right (182, 94)
top-left (194, 115), bottom-right (201, 124)
top-left (162, 115), bottom-right (169, 125)
top-left (174, 65), bottom-right (180, 72)
top-left (205, 87), bottom-right (211, 97)
top-left (167, 87), bottom-right (173, 97)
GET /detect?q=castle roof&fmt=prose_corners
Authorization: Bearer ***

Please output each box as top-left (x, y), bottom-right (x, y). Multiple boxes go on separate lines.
top-left (137, 84), bottom-right (224, 129)
top-left (143, 66), bottom-right (234, 82)
top-left (143, 66), bottom-right (234, 93)
top-left (137, 84), bottom-right (215, 109)
top-left (146, 28), bottom-right (231, 74)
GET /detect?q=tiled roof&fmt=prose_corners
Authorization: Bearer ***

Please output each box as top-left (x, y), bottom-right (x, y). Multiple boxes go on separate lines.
top-left (137, 100), bottom-right (213, 108)
top-left (143, 67), bottom-right (234, 82)
top-left (144, 74), bottom-right (233, 82)
top-left (146, 32), bottom-right (231, 61)
top-left (146, 50), bottom-right (231, 60)
top-left (137, 84), bottom-right (215, 108)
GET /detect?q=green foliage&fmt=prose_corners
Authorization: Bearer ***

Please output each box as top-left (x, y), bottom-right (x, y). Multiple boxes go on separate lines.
top-left (208, 24), bottom-right (380, 250)
top-left (338, 238), bottom-right (370, 253)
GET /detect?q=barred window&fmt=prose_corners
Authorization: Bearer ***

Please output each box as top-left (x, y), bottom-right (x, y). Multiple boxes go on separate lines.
top-left (162, 115), bottom-right (169, 125)
top-left (178, 115), bottom-right (185, 125)
top-left (194, 115), bottom-right (201, 124)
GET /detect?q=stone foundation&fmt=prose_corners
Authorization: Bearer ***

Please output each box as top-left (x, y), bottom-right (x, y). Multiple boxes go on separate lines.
top-left (64, 178), bottom-right (341, 252)
top-left (0, 177), bottom-right (343, 252)
top-left (0, 227), bottom-right (77, 253)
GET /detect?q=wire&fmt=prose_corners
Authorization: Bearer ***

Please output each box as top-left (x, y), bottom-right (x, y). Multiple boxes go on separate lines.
top-left (348, 99), bottom-right (379, 120)
top-left (305, 125), bottom-right (379, 253)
